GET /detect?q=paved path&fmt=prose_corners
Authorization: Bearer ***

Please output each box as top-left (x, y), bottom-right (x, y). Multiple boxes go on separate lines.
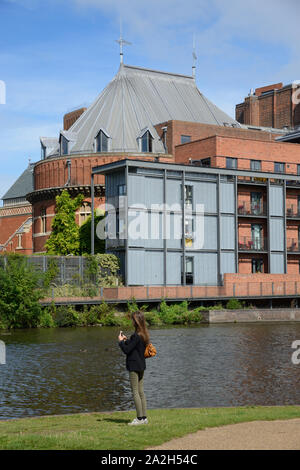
top-left (147, 418), bottom-right (300, 450)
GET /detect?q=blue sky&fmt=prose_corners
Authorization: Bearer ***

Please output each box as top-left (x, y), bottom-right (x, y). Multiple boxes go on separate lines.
top-left (0, 0), bottom-right (299, 202)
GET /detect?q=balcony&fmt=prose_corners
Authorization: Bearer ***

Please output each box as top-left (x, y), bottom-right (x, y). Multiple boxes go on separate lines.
top-left (238, 237), bottom-right (267, 251)
top-left (286, 206), bottom-right (300, 218)
top-left (287, 238), bottom-right (300, 252)
top-left (238, 201), bottom-right (266, 217)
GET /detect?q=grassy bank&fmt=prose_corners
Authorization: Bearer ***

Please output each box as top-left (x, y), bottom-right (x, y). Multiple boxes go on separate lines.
top-left (0, 406), bottom-right (300, 450)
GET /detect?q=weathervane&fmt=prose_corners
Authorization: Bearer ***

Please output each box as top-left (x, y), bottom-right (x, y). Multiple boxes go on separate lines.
top-left (115, 20), bottom-right (132, 65)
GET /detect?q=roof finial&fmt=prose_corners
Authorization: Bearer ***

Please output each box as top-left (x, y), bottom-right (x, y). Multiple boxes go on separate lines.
top-left (192, 33), bottom-right (197, 80)
top-left (115, 19), bottom-right (132, 65)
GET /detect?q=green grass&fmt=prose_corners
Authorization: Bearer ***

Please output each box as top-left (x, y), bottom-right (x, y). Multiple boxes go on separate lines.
top-left (0, 406), bottom-right (300, 450)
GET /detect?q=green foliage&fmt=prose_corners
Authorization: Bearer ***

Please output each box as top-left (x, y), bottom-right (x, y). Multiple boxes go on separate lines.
top-left (79, 213), bottom-right (105, 255)
top-left (89, 254), bottom-right (122, 287)
top-left (226, 298), bottom-right (244, 310)
top-left (0, 254), bottom-right (44, 329)
top-left (43, 259), bottom-right (59, 289)
top-left (45, 190), bottom-right (84, 256)
top-left (52, 306), bottom-right (81, 327)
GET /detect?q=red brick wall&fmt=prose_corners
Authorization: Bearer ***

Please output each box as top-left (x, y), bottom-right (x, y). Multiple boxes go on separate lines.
top-left (175, 134), bottom-right (300, 173)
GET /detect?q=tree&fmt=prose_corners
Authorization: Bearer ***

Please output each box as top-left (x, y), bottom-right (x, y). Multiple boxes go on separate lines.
top-left (79, 212), bottom-right (105, 254)
top-left (45, 190), bottom-right (84, 255)
top-left (0, 254), bottom-right (44, 329)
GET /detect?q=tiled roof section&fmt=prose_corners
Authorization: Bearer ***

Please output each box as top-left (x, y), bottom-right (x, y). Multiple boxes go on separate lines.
top-left (2, 164), bottom-right (34, 201)
top-left (46, 63), bottom-right (238, 156)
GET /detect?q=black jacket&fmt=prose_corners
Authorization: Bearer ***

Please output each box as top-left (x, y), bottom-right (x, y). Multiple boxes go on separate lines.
top-left (118, 332), bottom-right (146, 372)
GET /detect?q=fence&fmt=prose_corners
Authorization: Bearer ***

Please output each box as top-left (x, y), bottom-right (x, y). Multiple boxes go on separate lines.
top-left (0, 256), bottom-right (95, 286)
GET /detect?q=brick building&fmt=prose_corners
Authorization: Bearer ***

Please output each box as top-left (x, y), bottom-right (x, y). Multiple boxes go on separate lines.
top-left (236, 82), bottom-right (300, 130)
top-left (0, 164), bottom-right (34, 254)
top-left (25, 62), bottom-right (243, 253)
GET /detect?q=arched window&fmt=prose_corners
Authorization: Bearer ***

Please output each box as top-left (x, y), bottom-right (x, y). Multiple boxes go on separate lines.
top-left (79, 202), bottom-right (92, 226)
top-left (141, 131), bottom-right (153, 153)
top-left (96, 130), bottom-right (109, 152)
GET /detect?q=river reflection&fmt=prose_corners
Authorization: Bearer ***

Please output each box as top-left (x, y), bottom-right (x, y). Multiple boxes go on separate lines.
top-left (0, 323), bottom-right (299, 419)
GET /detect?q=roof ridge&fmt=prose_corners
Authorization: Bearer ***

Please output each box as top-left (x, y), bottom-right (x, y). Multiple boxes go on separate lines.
top-left (122, 64), bottom-right (194, 80)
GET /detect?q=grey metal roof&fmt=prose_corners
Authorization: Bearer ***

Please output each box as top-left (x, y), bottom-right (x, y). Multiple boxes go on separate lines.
top-left (2, 163), bottom-right (34, 200)
top-left (45, 63), bottom-right (239, 157)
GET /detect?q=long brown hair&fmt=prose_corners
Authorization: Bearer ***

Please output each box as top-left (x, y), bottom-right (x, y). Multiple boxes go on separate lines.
top-left (132, 311), bottom-right (150, 345)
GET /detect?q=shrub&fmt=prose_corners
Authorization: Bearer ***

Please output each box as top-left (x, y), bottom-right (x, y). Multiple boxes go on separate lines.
top-left (226, 298), bottom-right (244, 310)
top-left (0, 254), bottom-right (44, 329)
top-left (53, 306), bottom-right (80, 327)
top-left (39, 309), bottom-right (56, 328)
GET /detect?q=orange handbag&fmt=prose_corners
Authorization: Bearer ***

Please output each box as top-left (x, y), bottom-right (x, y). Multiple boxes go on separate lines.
top-left (144, 343), bottom-right (157, 358)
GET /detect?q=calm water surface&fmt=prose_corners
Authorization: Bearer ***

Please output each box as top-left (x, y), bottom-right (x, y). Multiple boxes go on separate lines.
top-left (0, 323), bottom-right (300, 419)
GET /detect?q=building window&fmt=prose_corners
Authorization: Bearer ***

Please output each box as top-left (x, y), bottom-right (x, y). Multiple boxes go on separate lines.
top-left (252, 258), bottom-right (263, 273)
top-left (274, 162), bottom-right (285, 173)
top-left (251, 224), bottom-right (263, 250)
top-left (61, 136), bottom-right (68, 155)
top-left (250, 160), bottom-right (261, 171)
top-left (79, 202), bottom-right (91, 226)
top-left (184, 185), bottom-right (193, 208)
top-left (297, 164), bottom-right (300, 176)
top-left (17, 234), bottom-right (23, 249)
top-left (181, 135), bottom-right (191, 144)
top-left (184, 217), bottom-right (194, 247)
top-left (200, 158), bottom-right (211, 167)
top-left (251, 192), bottom-right (262, 215)
top-left (141, 131), bottom-right (153, 153)
top-left (41, 208), bottom-right (47, 234)
top-left (118, 184), bottom-right (127, 196)
top-left (41, 144), bottom-right (46, 160)
top-left (181, 256), bottom-right (194, 284)
top-left (96, 130), bottom-right (109, 152)
top-left (226, 157), bottom-right (237, 169)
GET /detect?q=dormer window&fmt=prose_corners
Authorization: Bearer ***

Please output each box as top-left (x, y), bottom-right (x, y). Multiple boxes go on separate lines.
top-left (41, 144), bottom-right (46, 160)
top-left (96, 130), bottom-right (109, 152)
top-left (61, 136), bottom-right (69, 155)
top-left (141, 130), bottom-right (153, 153)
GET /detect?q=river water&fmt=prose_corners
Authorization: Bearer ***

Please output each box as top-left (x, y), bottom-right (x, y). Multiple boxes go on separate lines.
top-left (0, 323), bottom-right (300, 419)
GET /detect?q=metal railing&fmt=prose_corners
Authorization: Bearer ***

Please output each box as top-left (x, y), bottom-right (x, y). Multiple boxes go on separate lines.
top-left (238, 237), bottom-right (267, 251)
top-left (238, 201), bottom-right (266, 216)
top-left (286, 206), bottom-right (300, 218)
top-left (287, 238), bottom-right (300, 252)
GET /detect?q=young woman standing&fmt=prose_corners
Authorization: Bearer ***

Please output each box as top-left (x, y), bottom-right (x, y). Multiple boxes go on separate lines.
top-left (118, 311), bottom-right (150, 425)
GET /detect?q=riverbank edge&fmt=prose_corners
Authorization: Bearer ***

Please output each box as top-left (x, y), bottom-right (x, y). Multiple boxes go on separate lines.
top-left (0, 406), bottom-right (300, 450)
top-left (202, 308), bottom-right (300, 323)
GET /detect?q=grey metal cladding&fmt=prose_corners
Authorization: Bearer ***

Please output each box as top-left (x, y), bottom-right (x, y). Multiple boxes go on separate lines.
top-left (193, 181), bottom-right (217, 213)
top-left (220, 215), bottom-right (235, 250)
top-left (128, 174), bottom-right (145, 207)
top-left (144, 251), bottom-right (164, 285)
top-left (203, 216), bottom-right (218, 250)
top-left (270, 253), bottom-right (285, 274)
top-left (166, 252), bottom-right (182, 285)
top-left (194, 253), bottom-right (218, 285)
top-left (270, 218), bottom-right (284, 251)
top-left (44, 64), bottom-right (238, 156)
top-left (166, 179), bottom-right (182, 207)
top-left (220, 252), bottom-right (236, 274)
top-left (269, 185), bottom-right (284, 216)
top-left (128, 250), bottom-right (145, 285)
top-left (220, 182), bottom-right (235, 213)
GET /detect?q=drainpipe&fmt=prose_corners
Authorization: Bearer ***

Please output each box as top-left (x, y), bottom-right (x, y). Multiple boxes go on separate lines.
top-left (64, 159), bottom-right (71, 187)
